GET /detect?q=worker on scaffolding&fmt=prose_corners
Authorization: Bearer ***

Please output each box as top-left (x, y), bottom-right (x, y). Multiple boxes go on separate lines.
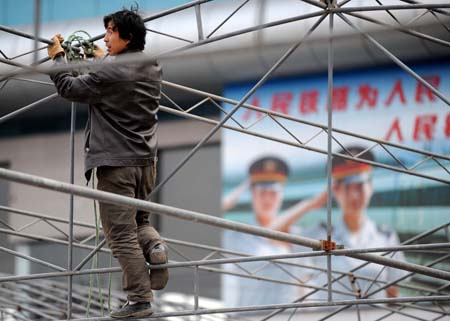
top-left (47, 7), bottom-right (168, 318)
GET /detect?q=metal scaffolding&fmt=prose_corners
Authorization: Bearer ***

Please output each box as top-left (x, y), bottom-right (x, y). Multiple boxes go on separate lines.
top-left (0, 0), bottom-right (449, 320)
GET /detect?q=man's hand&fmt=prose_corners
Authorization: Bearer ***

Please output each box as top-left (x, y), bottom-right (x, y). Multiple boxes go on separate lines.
top-left (92, 44), bottom-right (105, 59)
top-left (47, 34), bottom-right (65, 60)
top-left (84, 44), bottom-right (105, 59)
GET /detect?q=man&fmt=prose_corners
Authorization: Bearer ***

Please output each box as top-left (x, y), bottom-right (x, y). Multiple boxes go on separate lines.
top-left (222, 156), bottom-right (325, 306)
top-left (47, 8), bottom-right (168, 318)
top-left (298, 146), bottom-right (407, 300)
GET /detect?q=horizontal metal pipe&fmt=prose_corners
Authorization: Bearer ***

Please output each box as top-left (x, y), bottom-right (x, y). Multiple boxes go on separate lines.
top-left (0, 24), bottom-right (52, 45)
top-left (53, 295), bottom-right (450, 321)
top-left (331, 3), bottom-right (450, 13)
top-left (0, 227), bottom-right (111, 255)
top-left (345, 11), bottom-right (450, 49)
top-left (0, 246), bottom-right (66, 272)
top-left (151, 242), bottom-right (450, 269)
top-left (332, 243), bottom-right (450, 254)
top-left (0, 205), bottom-right (97, 229)
top-left (0, 167), bottom-right (449, 282)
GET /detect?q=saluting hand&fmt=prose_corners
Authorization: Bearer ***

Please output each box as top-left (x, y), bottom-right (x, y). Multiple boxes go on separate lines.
top-left (307, 190), bottom-right (328, 211)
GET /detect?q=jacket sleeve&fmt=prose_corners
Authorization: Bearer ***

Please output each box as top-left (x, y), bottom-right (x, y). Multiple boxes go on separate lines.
top-left (50, 57), bottom-right (103, 104)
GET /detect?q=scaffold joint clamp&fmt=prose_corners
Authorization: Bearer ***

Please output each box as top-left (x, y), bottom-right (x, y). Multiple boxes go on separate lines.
top-left (320, 239), bottom-right (343, 253)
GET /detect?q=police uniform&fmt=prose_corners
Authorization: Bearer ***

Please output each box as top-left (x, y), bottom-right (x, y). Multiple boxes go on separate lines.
top-left (222, 156), bottom-right (303, 307)
top-left (298, 147), bottom-right (408, 301)
top-left (299, 219), bottom-right (407, 301)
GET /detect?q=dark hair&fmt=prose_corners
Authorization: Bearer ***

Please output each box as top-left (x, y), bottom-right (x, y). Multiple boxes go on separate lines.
top-left (103, 6), bottom-right (146, 51)
top-left (331, 145), bottom-right (375, 170)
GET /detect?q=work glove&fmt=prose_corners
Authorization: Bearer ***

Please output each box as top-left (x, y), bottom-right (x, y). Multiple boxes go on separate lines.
top-left (84, 43), bottom-right (105, 59)
top-left (47, 34), bottom-right (65, 59)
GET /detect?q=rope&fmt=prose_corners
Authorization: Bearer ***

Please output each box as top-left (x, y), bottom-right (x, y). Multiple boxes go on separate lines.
top-left (86, 169), bottom-right (113, 317)
top-left (63, 30), bottom-right (94, 61)
top-left (63, 30), bottom-right (95, 76)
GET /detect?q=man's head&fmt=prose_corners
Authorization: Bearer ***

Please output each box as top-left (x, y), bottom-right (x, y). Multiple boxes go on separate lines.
top-left (331, 146), bottom-right (375, 218)
top-left (103, 8), bottom-right (146, 56)
top-left (249, 156), bottom-right (289, 226)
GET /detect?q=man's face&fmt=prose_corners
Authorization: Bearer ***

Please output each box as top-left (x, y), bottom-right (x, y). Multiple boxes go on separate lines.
top-left (333, 180), bottom-right (373, 217)
top-left (104, 21), bottom-right (129, 56)
top-left (251, 185), bottom-right (283, 226)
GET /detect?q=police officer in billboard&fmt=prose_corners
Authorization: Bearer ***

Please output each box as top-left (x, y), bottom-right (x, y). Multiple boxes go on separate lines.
top-left (223, 156), bottom-right (326, 233)
top-left (298, 146), bottom-right (407, 300)
top-left (222, 156), bottom-right (325, 306)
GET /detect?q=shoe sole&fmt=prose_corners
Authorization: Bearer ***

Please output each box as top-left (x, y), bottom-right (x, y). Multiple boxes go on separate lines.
top-left (148, 245), bottom-right (169, 290)
top-left (111, 308), bottom-right (153, 319)
top-left (151, 268), bottom-right (169, 290)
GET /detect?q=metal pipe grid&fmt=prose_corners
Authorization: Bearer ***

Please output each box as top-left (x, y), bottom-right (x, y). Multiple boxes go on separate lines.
top-left (1, 0), bottom-right (450, 320)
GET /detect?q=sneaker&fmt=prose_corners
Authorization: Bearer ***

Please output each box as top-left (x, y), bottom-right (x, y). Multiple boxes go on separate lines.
top-left (149, 244), bottom-right (169, 290)
top-left (111, 301), bottom-right (153, 319)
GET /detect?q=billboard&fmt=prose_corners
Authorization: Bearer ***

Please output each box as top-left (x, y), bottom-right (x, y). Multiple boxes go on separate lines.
top-left (221, 61), bottom-right (450, 307)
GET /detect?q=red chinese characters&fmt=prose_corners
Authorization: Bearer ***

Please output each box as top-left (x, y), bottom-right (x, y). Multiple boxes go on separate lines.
top-left (299, 90), bottom-right (319, 115)
top-left (238, 75), bottom-right (446, 142)
top-left (356, 84), bottom-right (378, 109)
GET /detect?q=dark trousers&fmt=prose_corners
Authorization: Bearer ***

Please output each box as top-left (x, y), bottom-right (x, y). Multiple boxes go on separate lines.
top-left (96, 165), bottom-right (162, 302)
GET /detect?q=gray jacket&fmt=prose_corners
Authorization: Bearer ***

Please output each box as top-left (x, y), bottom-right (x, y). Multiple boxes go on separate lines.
top-left (50, 51), bottom-right (162, 180)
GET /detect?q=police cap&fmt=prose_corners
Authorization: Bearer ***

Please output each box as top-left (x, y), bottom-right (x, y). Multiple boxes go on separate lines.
top-left (249, 156), bottom-right (289, 186)
top-left (332, 146), bottom-right (374, 184)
